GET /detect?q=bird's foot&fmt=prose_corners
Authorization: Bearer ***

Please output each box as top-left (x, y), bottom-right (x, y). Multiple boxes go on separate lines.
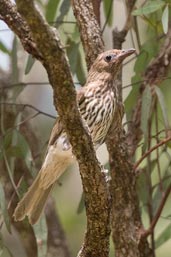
top-left (102, 168), bottom-right (111, 183)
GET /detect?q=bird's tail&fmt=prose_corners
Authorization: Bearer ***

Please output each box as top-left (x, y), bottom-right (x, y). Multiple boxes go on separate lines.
top-left (14, 144), bottom-right (74, 224)
top-left (13, 171), bottom-right (53, 225)
top-left (13, 157), bottom-right (71, 224)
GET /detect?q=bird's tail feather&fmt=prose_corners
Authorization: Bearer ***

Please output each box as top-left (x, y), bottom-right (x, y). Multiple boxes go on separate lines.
top-left (13, 150), bottom-right (73, 224)
top-left (13, 171), bottom-right (53, 225)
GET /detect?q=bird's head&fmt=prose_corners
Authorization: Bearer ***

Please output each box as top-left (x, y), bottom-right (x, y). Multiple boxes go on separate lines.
top-left (90, 48), bottom-right (136, 76)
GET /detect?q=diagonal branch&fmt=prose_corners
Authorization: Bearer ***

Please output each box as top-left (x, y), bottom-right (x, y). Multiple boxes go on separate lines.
top-left (71, 0), bottom-right (104, 69)
top-left (134, 135), bottom-right (171, 172)
top-left (14, 1), bottom-right (110, 257)
top-left (142, 183), bottom-right (171, 238)
top-left (0, 0), bottom-right (42, 61)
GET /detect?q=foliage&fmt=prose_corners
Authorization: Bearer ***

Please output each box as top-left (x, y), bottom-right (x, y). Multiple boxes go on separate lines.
top-left (0, 0), bottom-right (171, 257)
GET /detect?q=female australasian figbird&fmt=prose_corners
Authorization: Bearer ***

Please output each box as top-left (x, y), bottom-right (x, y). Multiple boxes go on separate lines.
top-left (14, 48), bottom-right (135, 224)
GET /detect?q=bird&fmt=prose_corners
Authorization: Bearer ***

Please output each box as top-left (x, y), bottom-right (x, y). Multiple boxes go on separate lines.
top-left (13, 48), bottom-right (135, 224)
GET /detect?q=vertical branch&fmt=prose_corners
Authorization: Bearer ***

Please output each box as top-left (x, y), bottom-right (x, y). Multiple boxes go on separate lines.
top-left (107, 1), bottom-right (152, 257)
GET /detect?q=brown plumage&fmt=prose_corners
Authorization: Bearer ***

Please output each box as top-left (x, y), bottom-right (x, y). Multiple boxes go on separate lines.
top-left (13, 48), bottom-right (135, 224)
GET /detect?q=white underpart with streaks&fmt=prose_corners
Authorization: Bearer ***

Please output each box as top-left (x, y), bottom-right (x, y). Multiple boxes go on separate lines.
top-left (79, 81), bottom-right (116, 148)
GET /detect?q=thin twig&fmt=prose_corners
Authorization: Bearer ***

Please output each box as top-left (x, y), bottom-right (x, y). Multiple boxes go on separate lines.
top-left (7, 175), bottom-right (24, 210)
top-left (134, 136), bottom-right (171, 171)
top-left (142, 183), bottom-right (171, 238)
top-left (0, 102), bottom-right (56, 119)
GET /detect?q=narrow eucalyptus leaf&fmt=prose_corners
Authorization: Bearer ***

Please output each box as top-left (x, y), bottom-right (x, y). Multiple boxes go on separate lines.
top-left (77, 192), bottom-right (85, 214)
top-left (56, 0), bottom-right (70, 27)
top-left (25, 55), bottom-right (35, 75)
top-left (11, 36), bottom-right (19, 83)
top-left (45, 0), bottom-right (60, 22)
top-left (33, 214), bottom-right (48, 257)
top-left (155, 86), bottom-right (170, 130)
top-left (0, 41), bottom-right (10, 55)
top-left (0, 183), bottom-right (11, 233)
top-left (103, 0), bottom-right (113, 26)
top-left (156, 222), bottom-right (171, 248)
top-left (140, 85), bottom-right (152, 136)
top-left (132, 0), bottom-right (165, 16)
top-left (162, 5), bottom-right (169, 34)
top-left (0, 233), bottom-right (4, 256)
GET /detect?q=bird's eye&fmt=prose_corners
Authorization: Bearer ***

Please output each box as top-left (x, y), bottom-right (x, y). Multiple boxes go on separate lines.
top-left (104, 54), bottom-right (116, 62)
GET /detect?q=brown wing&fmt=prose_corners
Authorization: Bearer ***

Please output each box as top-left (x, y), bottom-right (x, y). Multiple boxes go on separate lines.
top-left (48, 86), bottom-right (86, 147)
top-left (76, 86), bottom-right (86, 106)
top-left (48, 118), bottom-right (64, 146)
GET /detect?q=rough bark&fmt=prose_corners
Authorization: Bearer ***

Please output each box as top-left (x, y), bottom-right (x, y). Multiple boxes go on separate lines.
top-left (106, 132), bottom-right (152, 257)
top-left (91, 0), bottom-right (101, 26)
top-left (70, 0), bottom-right (152, 256)
top-left (71, 0), bottom-right (104, 70)
top-left (13, 1), bottom-right (111, 257)
top-left (0, 0), bottom-right (42, 61)
top-left (108, 1), bottom-right (152, 256)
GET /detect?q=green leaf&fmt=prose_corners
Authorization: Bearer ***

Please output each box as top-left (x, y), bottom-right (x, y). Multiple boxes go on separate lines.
top-left (16, 132), bottom-right (30, 159)
top-left (77, 192), bottom-right (85, 214)
top-left (0, 233), bottom-right (4, 256)
top-left (103, 0), bottom-right (113, 26)
top-left (162, 5), bottom-right (169, 34)
top-left (140, 85), bottom-right (152, 136)
top-left (142, 39), bottom-right (159, 59)
top-left (137, 172), bottom-right (149, 207)
top-left (25, 55), bottom-right (35, 75)
top-left (11, 36), bottom-right (19, 84)
top-left (153, 173), bottom-right (171, 214)
top-left (66, 38), bottom-right (79, 75)
top-left (132, 1), bottom-right (165, 16)
top-left (16, 131), bottom-right (33, 171)
top-left (0, 183), bottom-right (11, 233)
top-left (155, 86), bottom-right (170, 130)
top-left (124, 78), bottom-right (141, 116)
top-left (75, 47), bottom-right (86, 84)
top-left (134, 51), bottom-right (148, 74)
top-left (156, 222), bottom-right (171, 248)
top-left (56, 0), bottom-right (70, 27)
top-left (66, 39), bottom-right (86, 84)
top-left (33, 214), bottom-right (47, 257)
top-left (2, 131), bottom-right (13, 150)
top-left (6, 145), bottom-right (23, 158)
top-left (45, 0), bottom-right (60, 22)
top-left (0, 41), bottom-right (10, 55)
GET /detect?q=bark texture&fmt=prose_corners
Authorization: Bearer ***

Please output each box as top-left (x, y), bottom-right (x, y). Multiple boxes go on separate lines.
top-left (14, 1), bottom-right (111, 256)
top-left (71, 0), bottom-right (104, 70)
top-left (108, 1), bottom-right (152, 256)
top-left (71, 0), bottom-right (152, 256)
top-left (106, 132), bottom-right (152, 257)
top-left (0, 0), bottom-right (42, 61)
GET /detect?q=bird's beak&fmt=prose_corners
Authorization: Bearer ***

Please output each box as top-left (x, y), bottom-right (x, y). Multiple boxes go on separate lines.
top-left (118, 48), bottom-right (136, 61)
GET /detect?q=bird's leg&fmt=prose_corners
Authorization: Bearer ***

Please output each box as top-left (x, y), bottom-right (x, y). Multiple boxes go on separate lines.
top-left (101, 166), bottom-right (111, 183)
